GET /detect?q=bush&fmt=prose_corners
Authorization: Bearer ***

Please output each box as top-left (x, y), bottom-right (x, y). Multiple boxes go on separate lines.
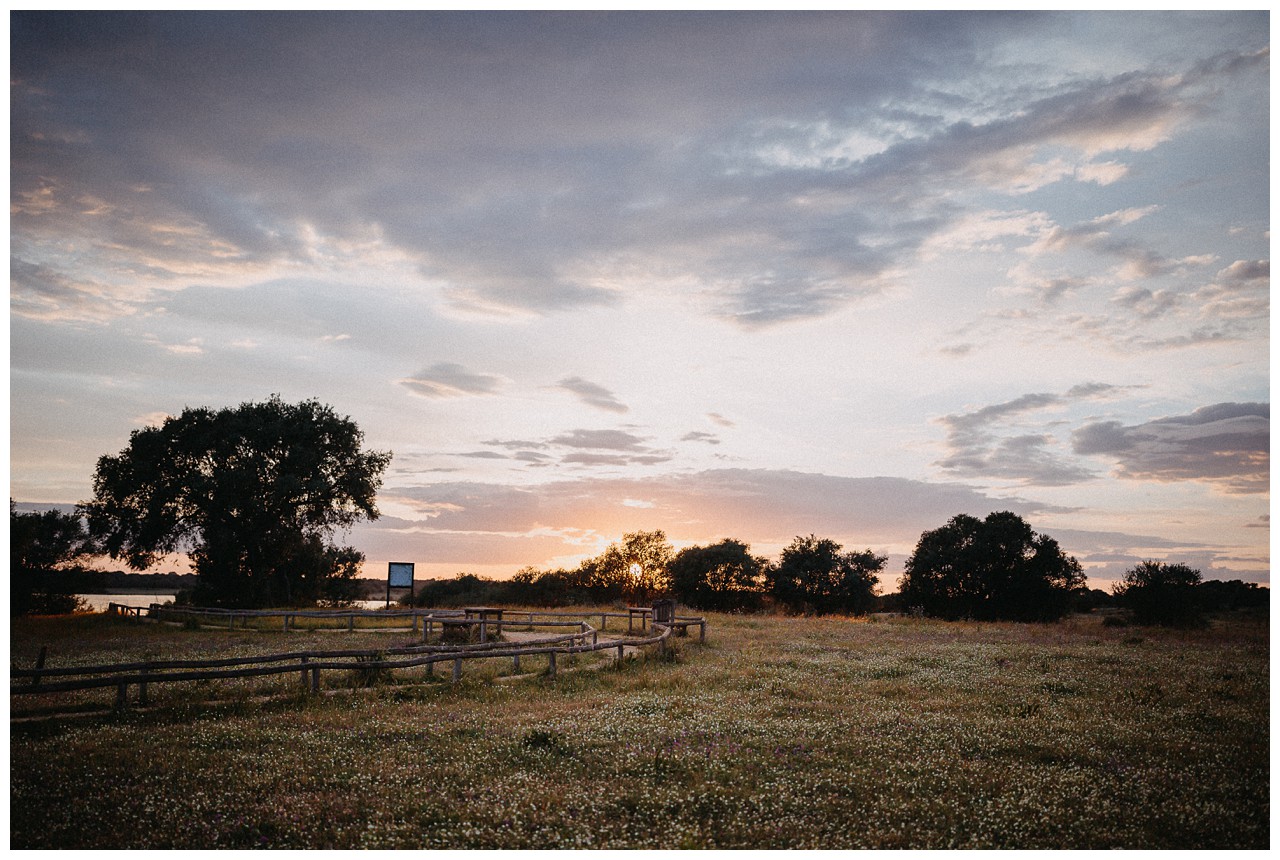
top-left (1112, 561), bottom-right (1204, 627)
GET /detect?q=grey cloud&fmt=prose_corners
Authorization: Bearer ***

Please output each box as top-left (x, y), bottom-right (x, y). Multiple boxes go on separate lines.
top-left (1065, 382), bottom-right (1127, 399)
top-left (560, 452), bottom-right (673, 467)
top-left (1073, 402), bottom-right (1269, 494)
top-left (1048, 527), bottom-right (1207, 556)
top-left (399, 363), bottom-right (504, 398)
top-left (483, 438), bottom-right (551, 451)
top-left (682, 431), bottom-right (721, 445)
top-left (13, 13), bottom-right (1264, 327)
top-left (482, 427), bottom-right (671, 468)
top-left (1215, 259), bottom-right (1268, 286)
top-left (936, 384), bottom-right (1127, 486)
top-left (1112, 286), bottom-right (1179, 319)
top-left (707, 413), bottom-right (735, 428)
top-left (10, 257), bottom-right (140, 321)
top-left (379, 467), bottom-right (1060, 548)
top-left (556, 376), bottom-right (629, 414)
top-left (937, 433), bottom-right (1095, 487)
top-left (1193, 259), bottom-right (1270, 322)
top-left (548, 429), bottom-right (651, 451)
top-left (1039, 277), bottom-right (1087, 305)
top-left (1030, 208), bottom-right (1211, 286)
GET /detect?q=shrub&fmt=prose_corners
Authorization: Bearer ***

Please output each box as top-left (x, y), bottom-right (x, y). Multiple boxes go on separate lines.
top-left (1112, 561), bottom-right (1204, 627)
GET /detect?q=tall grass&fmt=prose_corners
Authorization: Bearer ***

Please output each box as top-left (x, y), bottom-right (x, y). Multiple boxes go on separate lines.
top-left (10, 611), bottom-right (1268, 848)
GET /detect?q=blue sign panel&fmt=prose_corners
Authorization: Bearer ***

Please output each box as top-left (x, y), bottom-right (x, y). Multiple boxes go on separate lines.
top-left (388, 562), bottom-right (415, 588)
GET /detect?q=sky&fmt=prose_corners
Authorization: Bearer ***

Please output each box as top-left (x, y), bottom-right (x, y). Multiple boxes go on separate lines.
top-left (9, 11), bottom-right (1271, 590)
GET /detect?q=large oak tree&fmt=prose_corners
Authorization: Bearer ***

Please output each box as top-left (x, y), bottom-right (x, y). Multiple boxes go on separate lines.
top-left (82, 396), bottom-right (391, 607)
top-left (900, 511), bottom-right (1083, 621)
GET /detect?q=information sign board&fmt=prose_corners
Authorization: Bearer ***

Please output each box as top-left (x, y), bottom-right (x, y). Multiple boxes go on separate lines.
top-left (388, 562), bottom-right (415, 588)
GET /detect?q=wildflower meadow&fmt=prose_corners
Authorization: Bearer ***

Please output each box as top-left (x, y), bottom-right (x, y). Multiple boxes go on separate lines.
top-left (10, 610), bottom-right (1268, 849)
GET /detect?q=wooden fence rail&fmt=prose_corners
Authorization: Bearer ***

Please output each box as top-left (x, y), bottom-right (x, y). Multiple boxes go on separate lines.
top-left (12, 608), bottom-right (704, 711)
top-left (116, 603), bottom-right (706, 643)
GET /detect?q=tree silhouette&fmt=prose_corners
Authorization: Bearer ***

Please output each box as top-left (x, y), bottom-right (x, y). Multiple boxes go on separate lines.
top-left (1112, 560), bottom-right (1204, 627)
top-left (82, 396), bottom-right (390, 608)
top-left (668, 538), bottom-right (767, 611)
top-left (577, 530), bottom-right (674, 601)
top-left (11, 501), bottom-right (98, 614)
top-left (766, 534), bottom-right (883, 615)
top-left (900, 512), bottom-right (1083, 621)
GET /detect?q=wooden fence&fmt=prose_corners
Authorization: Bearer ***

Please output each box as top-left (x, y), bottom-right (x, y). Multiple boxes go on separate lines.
top-left (12, 607), bottom-right (707, 711)
top-left (117, 603), bottom-right (707, 642)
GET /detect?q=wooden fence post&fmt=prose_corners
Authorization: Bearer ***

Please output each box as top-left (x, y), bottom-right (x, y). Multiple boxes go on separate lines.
top-left (301, 656), bottom-right (309, 689)
top-left (348, 615), bottom-right (355, 632)
top-left (32, 646), bottom-right (47, 688)
top-left (617, 644), bottom-right (625, 664)
top-left (513, 654), bottom-right (521, 673)
top-left (452, 657), bottom-right (462, 683)
top-left (311, 664), bottom-right (320, 692)
top-left (548, 651), bottom-right (557, 678)
top-left (115, 681), bottom-right (129, 711)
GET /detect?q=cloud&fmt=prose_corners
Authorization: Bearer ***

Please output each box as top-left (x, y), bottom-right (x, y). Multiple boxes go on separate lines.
top-left (1072, 402), bottom-right (1269, 494)
top-left (481, 427), bottom-right (673, 468)
top-left (1112, 286), bottom-right (1179, 320)
top-left (372, 467), bottom-right (1063, 556)
top-left (399, 363), bottom-right (504, 398)
top-left (548, 429), bottom-right (652, 451)
top-left (1215, 259), bottom-right (1269, 286)
top-left (549, 429), bottom-right (673, 467)
top-left (935, 384), bottom-right (1128, 485)
top-left (682, 431), bottom-right (721, 445)
top-left (1192, 259), bottom-right (1270, 321)
top-left (10, 258), bottom-right (144, 322)
top-left (11, 13), bottom-right (1265, 328)
top-left (1024, 206), bottom-right (1214, 284)
top-left (556, 376), bottom-right (629, 414)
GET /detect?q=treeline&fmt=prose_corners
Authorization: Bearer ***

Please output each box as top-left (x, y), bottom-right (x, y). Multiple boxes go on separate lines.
top-left (14, 501), bottom-right (1268, 626)
top-left (408, 515), bottom-right (1268, 628)
top-left (412, 514), bottom-right (1084, 618)
top-left (25, 569), bottom-right (199, 594)
top-left (408, 531), bottom-right (886, 616)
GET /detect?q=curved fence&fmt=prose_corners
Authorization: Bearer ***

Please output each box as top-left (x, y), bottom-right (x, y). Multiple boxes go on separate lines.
top-left (113, 602), bottom-right (706, 642)
top-left (12, 605), bottom-right (707, 712)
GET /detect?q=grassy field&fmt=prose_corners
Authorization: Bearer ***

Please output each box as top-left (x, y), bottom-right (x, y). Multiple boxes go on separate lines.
top-left (9, 609), bottom-right (1269, 849)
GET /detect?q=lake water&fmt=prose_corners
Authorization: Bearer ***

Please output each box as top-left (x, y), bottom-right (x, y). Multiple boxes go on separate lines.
top-left (77, 594), bottom-right (390, 612)
top-left (79, 593), bottom-right (176, 612)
